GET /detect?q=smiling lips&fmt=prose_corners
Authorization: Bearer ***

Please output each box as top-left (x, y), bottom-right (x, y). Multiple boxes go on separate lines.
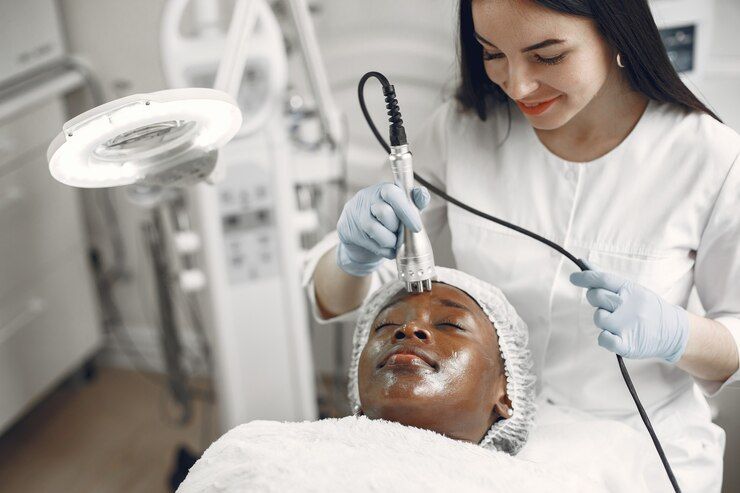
top-left (516, 95), bottom-right (561, 115)
top-left (387, 353), bottom-right (429, 368)
top-left (379, 347), bottom-right (437, 371)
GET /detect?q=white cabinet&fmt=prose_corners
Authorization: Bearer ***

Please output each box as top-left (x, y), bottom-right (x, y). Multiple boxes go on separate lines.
top-left (0, 91), bottom-right (101, 434)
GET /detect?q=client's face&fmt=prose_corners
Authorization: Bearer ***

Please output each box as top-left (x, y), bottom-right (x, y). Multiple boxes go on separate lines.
top-left (358, 283), bottom-right (511, 443)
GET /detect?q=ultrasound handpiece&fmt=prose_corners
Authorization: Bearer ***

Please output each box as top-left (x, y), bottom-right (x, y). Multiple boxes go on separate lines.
top-left (389, 144), bottom-right (435, 293)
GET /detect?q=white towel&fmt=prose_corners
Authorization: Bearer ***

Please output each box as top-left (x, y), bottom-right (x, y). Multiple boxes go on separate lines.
top-left (178, 406), bottom-right (663, 493)
top-left (518, 402), bottom-right (669, 493)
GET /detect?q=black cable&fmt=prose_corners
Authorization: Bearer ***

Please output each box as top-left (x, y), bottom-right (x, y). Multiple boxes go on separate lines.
top-left (357, 72), bottom-right (398, 148)
top-left (617, 356), bottom-right (680, 492)
top-left (358, 71), bottom-right (681, 493)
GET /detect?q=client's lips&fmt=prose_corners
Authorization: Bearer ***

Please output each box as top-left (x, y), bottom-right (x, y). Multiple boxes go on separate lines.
top-left (378, 346), bottom-right (438, 370)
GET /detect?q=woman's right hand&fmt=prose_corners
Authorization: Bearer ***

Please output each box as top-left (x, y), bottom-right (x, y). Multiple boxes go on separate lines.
top-left (336, 182), bottom-right (430, 276)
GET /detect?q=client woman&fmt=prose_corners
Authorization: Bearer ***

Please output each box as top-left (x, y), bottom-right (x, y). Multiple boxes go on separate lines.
top-left (350, 266), bottom-right (535, 454)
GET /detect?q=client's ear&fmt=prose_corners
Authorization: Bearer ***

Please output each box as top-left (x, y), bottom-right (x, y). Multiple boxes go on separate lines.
top-left (490, 377), bottom-right (513, 420)
top-left (493, 393), bottom-right (513, 420)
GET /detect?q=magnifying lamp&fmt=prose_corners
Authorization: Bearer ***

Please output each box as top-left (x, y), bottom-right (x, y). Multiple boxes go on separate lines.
top-left (47, 88), bottom-right (242, 188)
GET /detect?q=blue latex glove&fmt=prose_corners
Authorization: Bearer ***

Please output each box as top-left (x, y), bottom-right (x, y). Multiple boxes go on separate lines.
top-left (336, 183), bottom-right (430, 276)
top-left (570, 261), bottom-right (689, 363)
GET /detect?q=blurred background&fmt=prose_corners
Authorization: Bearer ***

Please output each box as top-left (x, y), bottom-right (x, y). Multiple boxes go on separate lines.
top-left (0, 0), bottom-right (737, 491)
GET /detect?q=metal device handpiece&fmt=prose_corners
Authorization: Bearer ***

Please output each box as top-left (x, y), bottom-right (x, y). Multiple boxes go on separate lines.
top-left (390, 144), bottom-right (436, 293)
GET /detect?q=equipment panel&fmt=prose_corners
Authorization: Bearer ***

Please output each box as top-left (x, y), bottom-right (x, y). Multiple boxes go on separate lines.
top-left (218, 163), bottom-right (279, 284)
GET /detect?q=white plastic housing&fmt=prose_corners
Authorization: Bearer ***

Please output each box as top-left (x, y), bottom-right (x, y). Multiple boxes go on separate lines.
top-left (47, 88), bottom-right (242, 188)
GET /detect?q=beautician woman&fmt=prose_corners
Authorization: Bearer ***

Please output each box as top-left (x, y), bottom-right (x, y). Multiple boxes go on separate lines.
top-left (306, 1), bottom-right (740, 490)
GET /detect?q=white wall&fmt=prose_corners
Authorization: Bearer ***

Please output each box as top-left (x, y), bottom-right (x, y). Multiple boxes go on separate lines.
top-left (700, 0), bottom-right (740, 130)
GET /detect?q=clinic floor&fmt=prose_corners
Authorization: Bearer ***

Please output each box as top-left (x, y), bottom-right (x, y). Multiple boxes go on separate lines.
top-left (0, 367), bottom-right (217, 493)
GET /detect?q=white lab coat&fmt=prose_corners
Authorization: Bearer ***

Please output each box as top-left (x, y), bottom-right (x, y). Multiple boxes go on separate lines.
top-left (303, 98), bottom-right (740, 492)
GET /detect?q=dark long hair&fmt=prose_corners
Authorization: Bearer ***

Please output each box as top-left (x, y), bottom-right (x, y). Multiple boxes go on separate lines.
top-left (456, 0), bottom-right (721, 122)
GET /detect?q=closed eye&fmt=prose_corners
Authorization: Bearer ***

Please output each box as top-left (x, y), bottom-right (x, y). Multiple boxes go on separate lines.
top-left (374, 322), bottom-right (398, 332)
top-left (483, 51), bottom-right (505, 61)
top-left (437, 320), bottom-right (466, 331)
top-left (534, 53), bottom-right (566, 65)
top-left (483, 50), bottom-right (567, 65)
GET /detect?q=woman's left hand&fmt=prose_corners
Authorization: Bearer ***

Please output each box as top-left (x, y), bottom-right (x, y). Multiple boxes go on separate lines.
top-left (570, 262), bottom-right (690, 363)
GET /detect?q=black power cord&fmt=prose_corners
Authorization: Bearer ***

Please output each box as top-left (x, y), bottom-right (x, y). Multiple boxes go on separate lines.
top-left (358, 71), bottom-right (681, 493)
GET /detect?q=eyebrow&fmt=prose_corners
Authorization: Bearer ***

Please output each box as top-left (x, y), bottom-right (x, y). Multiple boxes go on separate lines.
top-left (437, 298), bottom-right (474, 313)
top-left (474, 32), bottom-right (565, 53)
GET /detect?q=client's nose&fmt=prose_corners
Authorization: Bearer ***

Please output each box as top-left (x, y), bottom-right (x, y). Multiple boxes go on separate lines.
top-left (393, 323), bottom-right (431, 342)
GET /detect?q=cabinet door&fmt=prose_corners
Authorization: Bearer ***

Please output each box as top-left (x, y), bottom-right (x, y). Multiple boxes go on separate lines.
top-left (0, 252), bottom-right (101, 432)
top-left (0, 99), bottom-right (86, 299)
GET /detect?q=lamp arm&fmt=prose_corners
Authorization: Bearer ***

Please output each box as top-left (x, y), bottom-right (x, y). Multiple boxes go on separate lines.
top-left (213, 0), bottom-right (260, 98)
top-left (285, 0), bottom-right (345, 149)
